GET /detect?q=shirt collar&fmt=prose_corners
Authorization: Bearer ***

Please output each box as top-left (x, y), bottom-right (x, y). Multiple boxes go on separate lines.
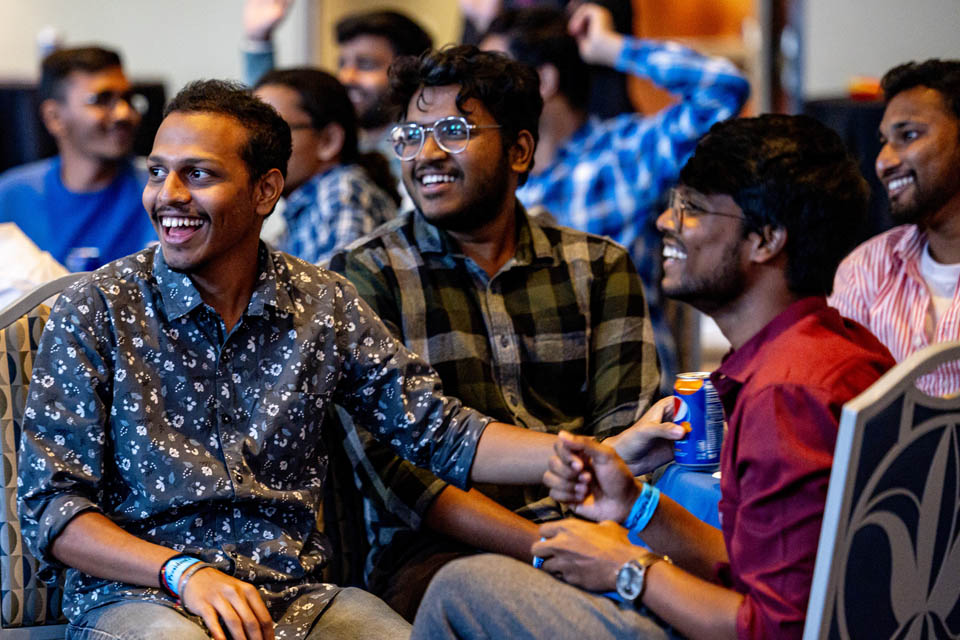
top-left (282, 172), bottom-right (325, 222)
top-left (713, 296), bottom-right (830, 387)
top-left (151, 243), bottom-right (294, 321)
top-left (411, 201), bottom-right (555, 267)
top-left (891, 224), bottom-right (927, 265)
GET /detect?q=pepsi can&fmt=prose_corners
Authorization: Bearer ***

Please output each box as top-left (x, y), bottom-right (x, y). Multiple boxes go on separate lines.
top-left (672, 372), bottom-right (724, 470)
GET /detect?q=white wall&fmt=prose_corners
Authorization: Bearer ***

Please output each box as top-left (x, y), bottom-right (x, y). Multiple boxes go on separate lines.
top-left (0, 0), bottom-right (311, 94)
top-left (804, 0), bottom-right (960, 98)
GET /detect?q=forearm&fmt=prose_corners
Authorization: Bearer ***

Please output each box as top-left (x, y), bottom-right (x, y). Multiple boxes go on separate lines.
top-left (614, 37), bottom-right (747, 102)
top-left (425, 486), bottom-right (538, 561)
top-left (642, 560), bottom-right (741, 640)
top-left (470, 422), bottom-right (557, 484)
top-left (51, 511), bottom-right (178, 588)
top-left (638, 493), bottom-right (728, 581)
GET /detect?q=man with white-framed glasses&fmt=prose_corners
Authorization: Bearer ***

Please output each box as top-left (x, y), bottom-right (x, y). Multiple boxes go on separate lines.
top-left (328, 44), bottom-right (661, 620)
top-left (0, 46), bottom-right (157, 268)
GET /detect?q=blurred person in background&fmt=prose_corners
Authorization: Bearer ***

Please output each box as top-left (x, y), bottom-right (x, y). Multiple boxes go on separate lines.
top-left (480, 3), bottom-right (749, 389)
top-left (459, 0), bottom-right (634, 117)
top-left (0, 46), bottom-right (156, 268)
top-left (254, 68), bottom-right (398, 264)
top-left (243, 0), bottom-right (432, 168)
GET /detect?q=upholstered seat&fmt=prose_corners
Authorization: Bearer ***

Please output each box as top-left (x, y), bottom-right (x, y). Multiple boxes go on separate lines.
top-left (0, 274), bottom-right (87, 639)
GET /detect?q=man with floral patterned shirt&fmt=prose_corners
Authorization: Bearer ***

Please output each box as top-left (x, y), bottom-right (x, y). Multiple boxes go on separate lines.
top-left (17, 80), bottom-right (657, 640)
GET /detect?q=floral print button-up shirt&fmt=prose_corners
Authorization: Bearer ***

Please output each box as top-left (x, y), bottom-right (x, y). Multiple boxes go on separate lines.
top-left (18, 245), bottom-right (489, 637)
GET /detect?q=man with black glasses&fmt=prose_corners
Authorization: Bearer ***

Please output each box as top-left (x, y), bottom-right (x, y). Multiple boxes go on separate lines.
top-left (0, 46), bottom-right (156, 267)
top-left (328, 45), bottom-right (663, 620)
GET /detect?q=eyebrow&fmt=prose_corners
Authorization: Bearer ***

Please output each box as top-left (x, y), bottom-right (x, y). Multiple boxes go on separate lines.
top-left (147, 155), bottom-right (221, 166)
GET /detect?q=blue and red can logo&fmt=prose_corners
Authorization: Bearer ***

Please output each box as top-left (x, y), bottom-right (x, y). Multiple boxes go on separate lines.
top-left (672, 372), bottom-right (724, 470)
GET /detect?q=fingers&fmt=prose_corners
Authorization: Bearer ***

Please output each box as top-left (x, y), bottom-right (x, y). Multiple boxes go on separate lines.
top-left (182, 569), bottom-right (274, 640)
top-left (246, 585), bottom-right (276, 640)
top-left (195, 602), bottom-right (228, 640)
top-left (644, 396), bottom-right (675, 423)
top-left (567, 5), bottom-right (589, 39)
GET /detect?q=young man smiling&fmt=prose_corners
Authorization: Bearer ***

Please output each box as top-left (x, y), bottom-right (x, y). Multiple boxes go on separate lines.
top-left (328, 45), bottom-right (661, 620)
top-left (19, 79), bottom-right (656, 640)
top-left (831, 59), bottom-right (960, 396)
top-left (0, 46), bottom-right (156, 266)
top-left (412, 115), bottom-right (895, 640)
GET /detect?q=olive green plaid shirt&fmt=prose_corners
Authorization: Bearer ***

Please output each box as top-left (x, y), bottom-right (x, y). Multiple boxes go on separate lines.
top-left (327, 204), bottom-right (659, 581)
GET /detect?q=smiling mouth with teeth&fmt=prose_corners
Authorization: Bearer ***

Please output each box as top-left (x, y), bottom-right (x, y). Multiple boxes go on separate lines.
top-left (160, 217), bottom-right (205, 228)
top-left (663, 245), bottom-right (687, 260)
top-left (887, 175), bottom-right (915, 194)
top-left (420, 174), bottom-right (456, 185)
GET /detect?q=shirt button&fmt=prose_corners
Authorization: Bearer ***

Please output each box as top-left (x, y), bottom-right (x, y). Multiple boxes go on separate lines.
top-left (222, 415), bottom-right (231, 424)
top-left (235, 473), bottom-right (243, 484)
top-left (500, 335), bottom-right (509, 348)
top-left (913, 336), bottom-right (924, 347)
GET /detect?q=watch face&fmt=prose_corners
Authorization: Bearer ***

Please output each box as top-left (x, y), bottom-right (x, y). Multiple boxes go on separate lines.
top-left (616, 561), bottom-right (644, 601)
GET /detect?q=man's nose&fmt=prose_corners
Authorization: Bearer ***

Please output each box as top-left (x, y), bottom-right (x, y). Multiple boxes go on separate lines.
top-left (875, 141), bottom-right (900, 179)
top-left (656, 207), bottom-right (677, 234)
top-left (418, 130), bottom-right (448, 160)
top-left (157, 172), bottom-right (189, 206)
top-left (338, 65), bottom-right (358, 86)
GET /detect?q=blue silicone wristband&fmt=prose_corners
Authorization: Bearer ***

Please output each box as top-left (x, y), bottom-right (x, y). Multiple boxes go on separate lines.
top-left (532, 536), bottom-right (546, 569)
top-left (622, 483), bottom-right (660, 532)
top-left (164, 556), bottom-right (203, 598)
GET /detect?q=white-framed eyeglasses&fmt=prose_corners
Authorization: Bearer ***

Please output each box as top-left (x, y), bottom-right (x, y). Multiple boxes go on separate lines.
top-left (389, 116), bottom-right (501, 161)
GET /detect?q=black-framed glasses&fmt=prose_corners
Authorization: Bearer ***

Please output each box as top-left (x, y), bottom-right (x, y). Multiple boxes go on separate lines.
top-left (82, 90), bottom-right (149, 115)
top-left (389, 116), bottom-right (501, 161)
top-left (668, 188), bottom-right (744, 228)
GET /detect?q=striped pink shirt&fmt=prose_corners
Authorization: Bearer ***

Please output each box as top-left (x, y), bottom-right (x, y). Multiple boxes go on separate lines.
top-left (829, 224), bottom-right (960, 396)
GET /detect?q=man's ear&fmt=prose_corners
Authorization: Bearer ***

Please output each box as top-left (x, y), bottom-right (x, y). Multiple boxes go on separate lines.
top-left (315, 123), bottom-right (346, 163)
top-left (39, 99), bottom-right (65, 138)
top-left (537, 63), bottom-right (560, 101)
top-left (509, 130), bottom-right (535, 175)
top-left (749, 225), bottom-right (788, 264)
top-left (254, 168), bottom-right (285, 217)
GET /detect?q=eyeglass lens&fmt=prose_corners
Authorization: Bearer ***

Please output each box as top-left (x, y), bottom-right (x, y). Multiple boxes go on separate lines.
top-left (84, 90), bottom-right (149, 115)
top-left (391, 117), bottom-right (472, 160)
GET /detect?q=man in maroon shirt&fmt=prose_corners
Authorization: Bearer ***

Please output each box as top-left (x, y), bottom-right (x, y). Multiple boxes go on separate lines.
top-left (411, 115), bottom-right (896, 640)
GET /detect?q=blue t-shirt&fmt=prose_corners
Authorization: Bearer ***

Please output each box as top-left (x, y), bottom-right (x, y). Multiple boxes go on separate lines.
top-left (0, 156), bottom-right (157, 267)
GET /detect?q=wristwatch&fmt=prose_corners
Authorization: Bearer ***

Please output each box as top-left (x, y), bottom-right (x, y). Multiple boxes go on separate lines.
top-left (615, 554), bottom-right (665, 604)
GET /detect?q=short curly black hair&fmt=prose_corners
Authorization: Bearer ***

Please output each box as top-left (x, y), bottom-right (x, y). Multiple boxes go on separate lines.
top-left (678, 114), bottom-right (869, 297)
top-left (881, 58), bottom-right (960, 121)
top-left (387, 45), bottom-right (542, 184)
top-left (164, 79), bottom-right (291, 183)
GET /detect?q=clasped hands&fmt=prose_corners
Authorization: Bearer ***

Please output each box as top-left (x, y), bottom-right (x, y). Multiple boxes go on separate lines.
top-left (533, 397), bottom-right (685, 591)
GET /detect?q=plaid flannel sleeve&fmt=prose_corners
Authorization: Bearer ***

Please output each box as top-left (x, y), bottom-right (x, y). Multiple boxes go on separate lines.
top-left (327, 245), bottom-right (450, 523)
top-left (587, 243), bottom-right (661, 439)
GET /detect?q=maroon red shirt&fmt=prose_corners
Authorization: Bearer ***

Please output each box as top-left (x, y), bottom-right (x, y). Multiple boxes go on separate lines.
top-left (711, 297), bottom-right (894, 639)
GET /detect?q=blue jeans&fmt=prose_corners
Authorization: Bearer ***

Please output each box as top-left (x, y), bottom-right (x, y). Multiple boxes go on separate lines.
top-left (412, 554), bottom-right (675, 640)
top-left (67, 587), bottom-right (410, 640)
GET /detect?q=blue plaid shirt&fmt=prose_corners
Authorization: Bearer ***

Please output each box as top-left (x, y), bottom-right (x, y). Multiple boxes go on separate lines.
top-left (518, 37), bottom-right (748, 382)
top-left (279, 164), bottom-right (396, 265)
